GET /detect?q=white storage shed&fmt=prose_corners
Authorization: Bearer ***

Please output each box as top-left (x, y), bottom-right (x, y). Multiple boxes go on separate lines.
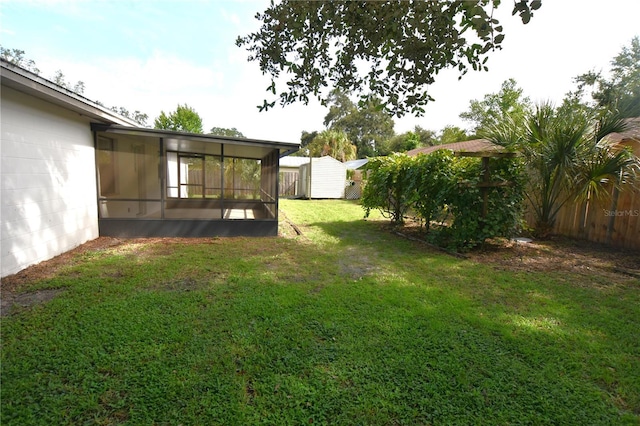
top-left (297, 156), bottom-right (347, 199)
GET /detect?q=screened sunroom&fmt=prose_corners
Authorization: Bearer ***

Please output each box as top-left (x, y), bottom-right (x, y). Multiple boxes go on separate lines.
top-left (92, 124), bottom-right (298, 237)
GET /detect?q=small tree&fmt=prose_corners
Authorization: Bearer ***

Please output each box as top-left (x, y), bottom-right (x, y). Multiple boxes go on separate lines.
top-left (154, 104), bottom-right (203, 133)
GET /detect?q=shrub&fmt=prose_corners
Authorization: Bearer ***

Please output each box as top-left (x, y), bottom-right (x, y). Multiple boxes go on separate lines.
top-left (361, 152), bottom-right (525, 250)
top-left (411, 151), bottom-right (455, 232)
top-left (445, 156), bottom-right (525, 249)
top-left (361, 153), bottom-right (414, 224)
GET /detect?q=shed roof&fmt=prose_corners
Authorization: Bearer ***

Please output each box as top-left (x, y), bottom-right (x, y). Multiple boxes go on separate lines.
top-left (407, 139), bottom-right (502, 156)
top-left (280, 156), bottom-right (311, 168)
top-left (344, 158), bottom-right (369, 170)
top-left (1, 59), bottom-right (141, 127)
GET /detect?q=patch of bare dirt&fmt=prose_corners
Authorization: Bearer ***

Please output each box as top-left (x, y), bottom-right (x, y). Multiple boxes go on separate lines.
top-left (0, 236), bottom-right (233, 316)
top-left (0, 237), bottom-right (126, 316)
top-left (0, 228), bottom-right (302, 316)
top-left (1, 289), bottom-right (64, 316)
top-left (469, 236), bottom-right (640, 277)
top-left (1, 237), bottom-right (124, 293)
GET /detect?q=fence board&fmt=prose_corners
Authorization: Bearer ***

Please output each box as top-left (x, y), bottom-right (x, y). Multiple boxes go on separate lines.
top-left (279, 171), bottom-right (298, 197)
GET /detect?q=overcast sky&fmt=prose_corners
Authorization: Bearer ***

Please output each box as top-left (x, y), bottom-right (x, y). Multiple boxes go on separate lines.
top-left (1, 0), bottom-right (639, 142)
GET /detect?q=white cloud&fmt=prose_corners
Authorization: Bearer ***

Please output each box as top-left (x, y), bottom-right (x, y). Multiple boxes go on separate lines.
top-left (32, 47), bottom-right (323, 142)
top-left (37, 51), bottom-right (220, 111)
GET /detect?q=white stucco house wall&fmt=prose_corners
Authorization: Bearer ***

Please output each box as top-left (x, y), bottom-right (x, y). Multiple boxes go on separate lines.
top-left (1, 60), bottom-right (140, 278)
top-left (297, 156), bottom-right (347, 199)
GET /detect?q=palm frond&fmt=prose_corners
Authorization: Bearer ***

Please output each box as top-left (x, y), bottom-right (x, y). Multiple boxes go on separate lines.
top-left (594, 110), bottom-right (629, 143)
top-left (481, 115), bottom-right (523, 149)
top-left (574, 144), bottom-right (638, 202)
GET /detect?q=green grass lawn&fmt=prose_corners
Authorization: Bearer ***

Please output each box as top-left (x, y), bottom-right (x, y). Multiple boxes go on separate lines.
top-left (2, 199), bottom-right (639, 425)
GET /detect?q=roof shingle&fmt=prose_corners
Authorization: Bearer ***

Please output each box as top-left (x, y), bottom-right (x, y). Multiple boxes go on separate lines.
top-left (407, 139), bottom-right (502, 156)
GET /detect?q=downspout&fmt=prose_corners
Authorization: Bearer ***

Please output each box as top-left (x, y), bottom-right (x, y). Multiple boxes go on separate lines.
top-left (160, 138), bottom-right (165, 219)
top-left (275, 151), bottom-right (280, 222)
top-left (92, 130), bottom-right (102, 225)
top-left (220, 144), bottom-right (225, 219)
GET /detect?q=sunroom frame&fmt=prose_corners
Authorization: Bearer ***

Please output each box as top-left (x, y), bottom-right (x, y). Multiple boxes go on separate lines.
top-left (91, 124), bottom-right (298, 237)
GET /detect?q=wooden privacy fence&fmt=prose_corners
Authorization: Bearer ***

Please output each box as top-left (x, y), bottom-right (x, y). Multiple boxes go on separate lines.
top-left (524, 183), bottom-right (640, 249)
top-left (524, 121), bottom-right (640, 250)
top-left (279, 171), bottom-right (298, 197)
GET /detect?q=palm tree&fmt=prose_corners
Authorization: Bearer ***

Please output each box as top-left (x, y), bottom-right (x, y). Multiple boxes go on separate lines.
top-left (307, 130), bottom-right (357, 162)
top-left (485, 102), bottom-right (638, 237)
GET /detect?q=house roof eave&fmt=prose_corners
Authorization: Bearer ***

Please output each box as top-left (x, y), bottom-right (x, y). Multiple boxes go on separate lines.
top-left (1, 59), bottom-right (141, 127)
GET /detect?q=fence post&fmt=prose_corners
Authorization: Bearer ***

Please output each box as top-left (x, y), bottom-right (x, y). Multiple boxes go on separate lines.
top-left (605, 186), bottom-right (620, 245)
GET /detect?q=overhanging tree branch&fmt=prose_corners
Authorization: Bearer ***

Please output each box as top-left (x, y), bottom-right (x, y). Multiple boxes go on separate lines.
top-left (236, 0), bottom-right (541, 117)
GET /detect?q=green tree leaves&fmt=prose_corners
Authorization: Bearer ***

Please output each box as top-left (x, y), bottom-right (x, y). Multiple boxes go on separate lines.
top-left (377, 131), bottom-right (423, 156)
top-left (460, 78), bottom-right (532, 136)
top-left (109, 106), bottom-right (149, 127)
top-left (0, 46), bottom-right (40, 74)
top-left (571, 37), bottom-right (640, 118)
top-left (486, 102), bottom-right (638, 237)
top-left (361, 153), bottom-right (416, 224)
top-left (306, 130), bottom-right (357, 162)
top-left (237, 1), bottom-right (541, 117)
top-left (512, 0), bottom-right (541, 24)
top-left (301, 89), bottom-right (395, 158)
top-left (154, 104), bottom-right (204, 133)
top-left (2, 44), bottom-right (148, 126)
top-left (209, 127), bottom-right (246, 138)
top-left (438, 125), bottom-right (471, 145)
